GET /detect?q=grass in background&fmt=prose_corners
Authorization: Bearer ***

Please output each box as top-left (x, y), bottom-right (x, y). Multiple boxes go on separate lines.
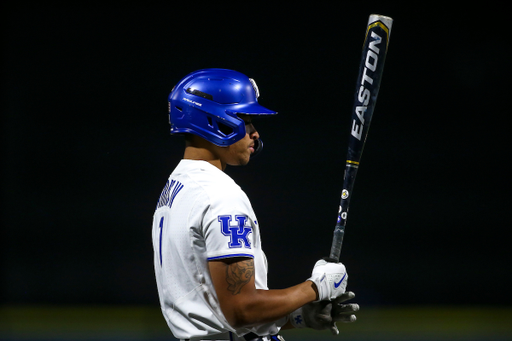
top-left (1, 306), bottom-right (511, 341)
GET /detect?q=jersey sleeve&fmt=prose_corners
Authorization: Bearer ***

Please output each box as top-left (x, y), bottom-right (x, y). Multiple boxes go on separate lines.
top-left (202, 189), bottom-right (257, 261)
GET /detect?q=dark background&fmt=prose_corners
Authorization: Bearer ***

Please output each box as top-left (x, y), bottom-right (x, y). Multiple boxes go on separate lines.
top-left (2, 3), bottom-right (510, 307)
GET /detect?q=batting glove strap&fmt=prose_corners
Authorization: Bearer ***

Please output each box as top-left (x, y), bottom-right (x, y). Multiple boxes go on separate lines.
top-left (308, 260), bottom-right (348, 302)
top-left (289, 307), bottom-right (306, 329)
top-left (307, 275), bottom-right (325, 303)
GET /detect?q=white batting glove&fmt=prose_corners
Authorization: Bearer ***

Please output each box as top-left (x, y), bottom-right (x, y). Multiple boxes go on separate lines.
top-left (307, 259), bottom-right (348, 302)
top-left (289, 292), bottom-right (359, 335)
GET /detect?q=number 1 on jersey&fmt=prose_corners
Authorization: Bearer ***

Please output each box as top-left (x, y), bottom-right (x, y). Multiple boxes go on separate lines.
top-left (159, 216), bottom-right (164, 266)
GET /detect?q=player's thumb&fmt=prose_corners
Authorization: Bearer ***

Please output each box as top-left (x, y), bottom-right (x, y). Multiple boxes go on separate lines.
top-left (330, 322), bottom-right (339, 335)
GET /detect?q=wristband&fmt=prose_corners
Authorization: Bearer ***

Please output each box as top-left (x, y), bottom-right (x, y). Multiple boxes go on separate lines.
top-left (289, 307), bottom-right (306, 329)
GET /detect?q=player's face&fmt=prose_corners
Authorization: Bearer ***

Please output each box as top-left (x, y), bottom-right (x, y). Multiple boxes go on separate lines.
top-left (223, 116), bottom-right (259, 166)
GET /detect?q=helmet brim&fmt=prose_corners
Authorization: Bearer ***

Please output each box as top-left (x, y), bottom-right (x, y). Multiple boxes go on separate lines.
top-left (226, 102), bottom-right (277, 116)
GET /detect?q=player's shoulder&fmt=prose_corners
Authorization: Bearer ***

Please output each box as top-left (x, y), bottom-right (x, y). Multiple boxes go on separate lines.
top-left (173, 160), bottom-right (243, 199)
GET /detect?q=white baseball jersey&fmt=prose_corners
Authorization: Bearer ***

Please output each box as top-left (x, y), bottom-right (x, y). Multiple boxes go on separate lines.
top-left (152, 160), bottom-right (284, 340)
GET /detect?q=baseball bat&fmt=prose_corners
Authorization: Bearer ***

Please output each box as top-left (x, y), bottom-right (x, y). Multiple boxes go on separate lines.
top-left (328, 14), bottom-right (393, 262)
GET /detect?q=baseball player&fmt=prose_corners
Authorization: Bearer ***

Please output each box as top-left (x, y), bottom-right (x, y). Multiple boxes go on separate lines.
top-left (152, 69), bottom-right (359, 341)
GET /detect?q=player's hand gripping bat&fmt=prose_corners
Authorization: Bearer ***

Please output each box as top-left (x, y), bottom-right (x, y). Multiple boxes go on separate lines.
top-left (328, 14), bottom-right (393, 262)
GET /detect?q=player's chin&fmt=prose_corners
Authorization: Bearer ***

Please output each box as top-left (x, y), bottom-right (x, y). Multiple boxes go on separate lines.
top-left (237, 156), bottom-right (251, 166)
top-left (227, 153), bottom-right (251, 166)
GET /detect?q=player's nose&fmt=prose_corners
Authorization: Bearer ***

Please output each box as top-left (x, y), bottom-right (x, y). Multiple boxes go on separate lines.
top-left (247, 124), bottom-right (260, 140)
top-left (251, 129), bottom-right (260, 141)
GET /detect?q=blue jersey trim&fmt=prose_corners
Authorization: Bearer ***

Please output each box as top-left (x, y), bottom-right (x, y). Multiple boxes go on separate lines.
top-left (207, 253), bottom-right (254, 261)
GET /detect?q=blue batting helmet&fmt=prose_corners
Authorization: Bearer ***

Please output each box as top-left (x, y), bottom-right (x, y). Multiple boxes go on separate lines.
top-left (168, 68), bottom-right (277, 148)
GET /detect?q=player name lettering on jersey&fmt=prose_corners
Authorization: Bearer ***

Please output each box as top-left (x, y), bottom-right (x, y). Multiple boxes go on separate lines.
top-left (156, 179), bottom-right (184, 209)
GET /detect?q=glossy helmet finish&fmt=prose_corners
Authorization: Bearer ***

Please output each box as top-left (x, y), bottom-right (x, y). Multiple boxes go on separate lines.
top-left (168, 69), bottom-right (277, 149)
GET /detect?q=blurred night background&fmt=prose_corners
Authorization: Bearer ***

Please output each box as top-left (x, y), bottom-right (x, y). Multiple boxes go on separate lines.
top-left (1, 2), bottom-right (511, 340)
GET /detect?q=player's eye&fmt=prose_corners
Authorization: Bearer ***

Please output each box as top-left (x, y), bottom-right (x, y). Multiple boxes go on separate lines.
top-left (237, 114), bottom-right (252, 125)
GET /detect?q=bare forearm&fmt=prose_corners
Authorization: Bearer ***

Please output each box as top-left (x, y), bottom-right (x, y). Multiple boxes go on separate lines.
top-left (234, 281), bottom-right (317, 327)
top-left (209, 258), bottom-right (318, 329)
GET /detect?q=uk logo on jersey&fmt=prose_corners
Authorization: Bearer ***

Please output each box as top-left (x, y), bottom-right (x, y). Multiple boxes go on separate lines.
top-left (218, 215), bottom-right (252, 249)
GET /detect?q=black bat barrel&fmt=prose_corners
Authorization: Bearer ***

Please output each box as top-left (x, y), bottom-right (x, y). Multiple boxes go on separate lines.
top-left (329, 15), bottom-right (393, 262)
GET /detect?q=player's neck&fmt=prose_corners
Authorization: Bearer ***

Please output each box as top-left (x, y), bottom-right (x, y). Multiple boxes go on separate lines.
top-left (183, 135), bottom-right (228, 171)
top-left (183, 145), bottom-right (226, 171)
